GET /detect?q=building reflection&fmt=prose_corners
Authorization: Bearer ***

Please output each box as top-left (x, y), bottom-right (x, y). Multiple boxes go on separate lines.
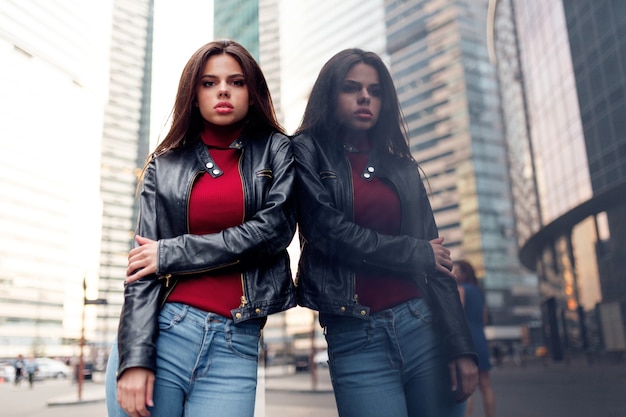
top-left (491, 0), bottom-right (626, 360)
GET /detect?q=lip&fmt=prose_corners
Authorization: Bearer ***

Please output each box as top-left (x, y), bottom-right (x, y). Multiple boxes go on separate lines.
top-left (354, 109), bottom-right (373, 120)
top-left (215, 101), bottom-right (234, 114)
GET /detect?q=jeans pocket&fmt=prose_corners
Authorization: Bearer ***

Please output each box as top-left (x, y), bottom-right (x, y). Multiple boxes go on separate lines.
top-left (325, 321), bottom-right (370, 358)
top-left (407, 298), bottom-right (434, 324)
top-left (226, 324), bottom-right (261, 360)
top-left (157, 302), bottom-right (188, 331)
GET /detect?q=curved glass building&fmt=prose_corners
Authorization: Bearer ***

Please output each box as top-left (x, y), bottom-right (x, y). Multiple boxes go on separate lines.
top-left (491, 0), bottom-right (626, 360)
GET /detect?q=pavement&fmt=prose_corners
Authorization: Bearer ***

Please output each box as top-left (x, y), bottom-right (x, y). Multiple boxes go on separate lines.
top-left (4, 355), bottom-right (626, 417)
top-left (45, 364), bottom-right (333, 406)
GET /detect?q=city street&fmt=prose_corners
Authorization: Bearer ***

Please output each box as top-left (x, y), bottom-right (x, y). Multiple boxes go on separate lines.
top-left (1, 358), bottom-right (624, 417)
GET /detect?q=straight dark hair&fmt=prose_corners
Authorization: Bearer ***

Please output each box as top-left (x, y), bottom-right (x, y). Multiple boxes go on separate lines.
top-left (152, 39), bottom-right (283, 159)
top-left (295, 48), bottom-right (413, 160)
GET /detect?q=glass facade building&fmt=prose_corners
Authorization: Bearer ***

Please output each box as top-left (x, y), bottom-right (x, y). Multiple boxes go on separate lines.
top-left (492, 0), bottom-right (626, 359)
top-left (213, 0), bottom-right (388, 362)
top-left (97, 0), bottom-right (155, 353)
top-left (0, 0), bottom-right (154, 360)
top-left (214, 0), bottom-right (260, 60)
top-left (279, 0), bottom-right (387, 132)
top-left (0, 0), bottom-right (112, 358)
top-left (385, 0), bottom-right (539, 336)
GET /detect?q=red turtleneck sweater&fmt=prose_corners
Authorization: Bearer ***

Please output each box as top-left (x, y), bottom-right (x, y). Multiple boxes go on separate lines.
top-left (167, 126), bottom-right (245, 317)
top-left (344, 136), bottom-right (421, 313)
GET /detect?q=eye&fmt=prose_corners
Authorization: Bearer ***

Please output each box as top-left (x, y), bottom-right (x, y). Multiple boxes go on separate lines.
top-left (341, 83), bottom-right (360, 93)
top-left (369, 87), bottom-right (381, 97)
top-left (201, 81), bottom-right (216, 88)
top-left (231, 79), bottom-right (246, 87)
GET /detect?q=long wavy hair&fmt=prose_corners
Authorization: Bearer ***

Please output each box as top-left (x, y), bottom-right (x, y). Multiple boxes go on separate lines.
top-left (294, 48), bottom-right (413, 160)
top-left (150, 39), bottom-right (283, 160)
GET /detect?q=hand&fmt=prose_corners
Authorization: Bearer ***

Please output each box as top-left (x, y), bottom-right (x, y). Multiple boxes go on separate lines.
top-left (429, 237), bottom-right (454, 277)
top-left (449, 356), bottom-right (478, 402)
top-left (116, 367), bottom-right (155, 417)
top-left (126, 236), bottom-right (158, 283)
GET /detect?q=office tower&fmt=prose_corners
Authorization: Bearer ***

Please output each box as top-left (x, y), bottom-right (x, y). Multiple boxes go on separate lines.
top-left (214, 0), bottom-right (284, 126)
top-left (0, 1), bottom-right (113, 358)
top-left (279, 0), bottom-right (387, 132)
top-left (491, 0), bottom-right (626, 359)
top-left (213, 0), bottom-right (292, 365)
top-left (214, 0), bottom-right (261, 60)
top-left (97, 0), bottom-right (155, 356)
top-left (213, 0), bottom-right (388, 363)
top-left (385, 0), bottom-right (539, 339)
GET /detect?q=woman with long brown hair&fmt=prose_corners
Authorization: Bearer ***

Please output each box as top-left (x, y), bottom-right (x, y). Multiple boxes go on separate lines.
top-left (292, 48), bottom-right (478, 417)
top-left (105, 39), bottom-right (296, 417)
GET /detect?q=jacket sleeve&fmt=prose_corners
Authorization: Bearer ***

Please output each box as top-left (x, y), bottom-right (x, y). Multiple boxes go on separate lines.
top-left (418, 185), bottom-right (478, 363)
top-left (156, 133), bottom-right (296, 275)
top-left (292, 134), bottom-right (435, 276)
top-left (117, 162), bottom-right (162, 378)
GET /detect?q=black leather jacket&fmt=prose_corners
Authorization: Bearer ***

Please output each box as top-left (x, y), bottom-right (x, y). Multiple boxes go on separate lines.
top-left (116, 130), bottom-right (297, 378)
top-left (292, 133), bottom-right (477, 363)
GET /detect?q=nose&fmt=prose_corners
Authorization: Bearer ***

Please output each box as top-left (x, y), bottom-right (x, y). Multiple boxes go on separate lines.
top-left (218, 81), bottom-right (229, 97)
top-left (357, 88), bottom-right (370, 104)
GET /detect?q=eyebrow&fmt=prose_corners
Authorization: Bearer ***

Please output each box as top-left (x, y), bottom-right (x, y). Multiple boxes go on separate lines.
top-left (343, 80), bottom-right (380, 87)
top-left (200, 73), bottom-right (245, 79)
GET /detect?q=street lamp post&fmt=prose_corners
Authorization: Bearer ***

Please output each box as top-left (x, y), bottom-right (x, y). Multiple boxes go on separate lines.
top-left (79, 277), bottom-right (107, 401)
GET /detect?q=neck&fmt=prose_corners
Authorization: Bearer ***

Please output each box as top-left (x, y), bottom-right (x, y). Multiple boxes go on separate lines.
top-left (341, 130), bottom-right (371, 152)
top-left (201, 121), bottom-right (246, 147)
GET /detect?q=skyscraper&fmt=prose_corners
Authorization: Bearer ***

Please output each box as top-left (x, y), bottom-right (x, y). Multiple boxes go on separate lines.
top-left (491, 0), bottom-right (626, 359)
top-left (212, 0), bottom-right (389, 361)
top-left (0, 0), bottom-right (147, 358)
top-left (280, 0), bottom-right (387, 131)
top-left (213, 0), bottom-right (538, 347)
top-left (385, 0), bottom-right (539, 338)
top-left (214, 0), bottom-right (260, 60)
top-left (0, 0), bottom-right (154, 359)
top-left (97, 0), bottom-right (155, 351)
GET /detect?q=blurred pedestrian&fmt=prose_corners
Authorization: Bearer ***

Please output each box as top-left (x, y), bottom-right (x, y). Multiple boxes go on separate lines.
top-left (104, 39), bottom-right (296, 417)
top-left (453, 259), bottom-right (496, 417)
top-left (292, 48), bottom-right (478, 417)
top-left (13, 354), bottom-right (24, 386)
top-left (24, 356), bottom-right (37, 388)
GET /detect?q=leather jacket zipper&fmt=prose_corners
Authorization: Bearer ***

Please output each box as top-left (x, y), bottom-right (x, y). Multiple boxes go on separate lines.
top-left (157, 258), bottom-right (242, 288)
top-left (238, 148), bottom-right (247, 308)
top-left (346, 156), bottom-right (358, 303)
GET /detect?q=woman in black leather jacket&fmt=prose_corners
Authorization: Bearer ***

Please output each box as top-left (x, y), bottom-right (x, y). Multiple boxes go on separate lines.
top-left (104, 40), bottom-right (296, 417)
top-left (292, 48), bottom-right (478, 417)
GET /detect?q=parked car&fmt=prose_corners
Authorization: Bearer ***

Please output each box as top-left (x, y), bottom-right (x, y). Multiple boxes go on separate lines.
top-left (0, 361), bottom-right (15, 383)
top-left (313, 350), bottom-right (329, 367)
top-left (35, 358), bottom-right (71, 379)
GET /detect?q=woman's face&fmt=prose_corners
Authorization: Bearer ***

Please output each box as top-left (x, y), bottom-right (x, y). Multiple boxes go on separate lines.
top-left (196, 53), bottom-right (250, 126)
top-left (335, 63), bottom-right (381, 132)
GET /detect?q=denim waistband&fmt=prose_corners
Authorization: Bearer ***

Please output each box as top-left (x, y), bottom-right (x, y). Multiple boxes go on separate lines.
top-left (164, 302), bottom-right (266, 328)
top-left (320, 297), bottom-right (427, 330)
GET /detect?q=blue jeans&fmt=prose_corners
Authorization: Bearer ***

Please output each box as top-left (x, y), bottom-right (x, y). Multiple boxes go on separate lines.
top-left (105, 303), bottom-right (262, 417)
top-left (322, 298), bottom-right (466, 417)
